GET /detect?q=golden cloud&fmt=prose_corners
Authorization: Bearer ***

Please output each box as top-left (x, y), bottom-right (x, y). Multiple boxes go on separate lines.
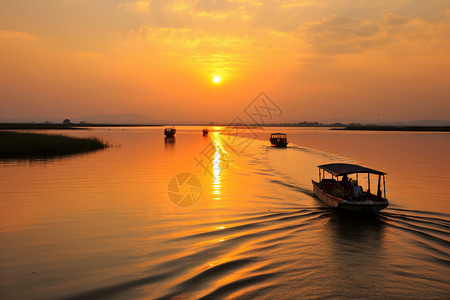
top-left (280, 0), bottom-right (313, 9)
top-left (0, 30), bottom-right (36, 41)
top-left (299, 15), bottom-right (383, 55)
top-left (383, 13), bottom-right (414, 26)
top-left (125, 25), bottom-right (298, 77)
top-left (297, 13), bottom-right (450, 56)
top-left (118, 0), bottom-right (151, 12)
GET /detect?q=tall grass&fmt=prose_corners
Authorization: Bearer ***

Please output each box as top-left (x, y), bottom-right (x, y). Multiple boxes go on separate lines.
top-left (0, 131), bottom-right (109, 159)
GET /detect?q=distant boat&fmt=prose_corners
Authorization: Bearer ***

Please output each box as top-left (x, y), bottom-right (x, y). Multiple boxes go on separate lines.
top-left (312, 163), bottom-right (389, 213)
top-left (202, 128), bottom-right (209, 136)
top-left (270, 133), bottom-right (288, 147)
top-left (164, 127), bottom-right (176, 137)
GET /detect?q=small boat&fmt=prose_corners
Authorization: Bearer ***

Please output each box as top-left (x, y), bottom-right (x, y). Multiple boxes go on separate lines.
top-left (270, 133), bottom-right (288, 147)
top-left (164, 127), bottom-right (176, 137)
top-left (202, 128), bottom-right (209, 136)
top-left (312, 163), bottom-right (389, 213)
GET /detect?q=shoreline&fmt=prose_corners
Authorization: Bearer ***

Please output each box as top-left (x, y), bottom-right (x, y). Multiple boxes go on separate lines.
top-left (1, 123), bottom-right (449, 132)
top-left (334, 125), bottom-right (450, 132)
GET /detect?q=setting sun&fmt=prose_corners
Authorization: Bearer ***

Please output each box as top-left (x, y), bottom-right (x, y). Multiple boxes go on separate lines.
top-left (212, 76), bottom-right (221, 84)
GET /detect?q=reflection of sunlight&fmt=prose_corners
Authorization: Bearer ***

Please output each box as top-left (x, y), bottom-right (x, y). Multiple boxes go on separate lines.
top-left (212, 141), bottom-right (222, 195)
top-left (211, 133), bottom-right (228, 199)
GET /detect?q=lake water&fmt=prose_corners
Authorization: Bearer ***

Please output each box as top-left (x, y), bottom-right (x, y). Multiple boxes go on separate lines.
top-left (0, 126), bottom-right (449, 299)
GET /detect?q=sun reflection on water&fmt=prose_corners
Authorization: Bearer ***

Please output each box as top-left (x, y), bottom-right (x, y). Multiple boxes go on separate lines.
top-left (211, 133), bottom-right (228, 199)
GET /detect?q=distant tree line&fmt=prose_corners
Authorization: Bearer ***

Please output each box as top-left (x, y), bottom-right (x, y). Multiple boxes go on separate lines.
top-left (266, 121), bottom-right (362, 127)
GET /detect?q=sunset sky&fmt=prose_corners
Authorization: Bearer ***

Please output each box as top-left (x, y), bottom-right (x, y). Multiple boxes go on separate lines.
top-left (1, 0), bottom-right (449, 123)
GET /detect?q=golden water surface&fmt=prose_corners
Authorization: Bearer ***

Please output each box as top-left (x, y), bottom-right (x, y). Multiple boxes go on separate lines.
top-left (0, 126), bottom-right (449, 299)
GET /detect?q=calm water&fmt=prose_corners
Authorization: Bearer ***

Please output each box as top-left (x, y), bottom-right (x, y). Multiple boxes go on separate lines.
top-left (0, 127), bottom-right (449, 299)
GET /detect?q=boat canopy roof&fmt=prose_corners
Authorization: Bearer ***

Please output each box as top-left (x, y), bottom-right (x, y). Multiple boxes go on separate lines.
top-left (318, 163), bottom-right (386, 176)
top-left (270, 133), bottom-right (286, 137)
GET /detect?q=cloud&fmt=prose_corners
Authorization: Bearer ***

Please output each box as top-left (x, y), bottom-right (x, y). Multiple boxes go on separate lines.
top-left (300, 15), bottom-right (383, 55)
top-left (0, 30), bottom-right (36, 41)
top-left (169, 0), bottom-right (191, 11)
top-left (128, 26), bottom-right (253, 63)
top-left (297, 12), bottom-right (450, 57)
top-left (196, 11), bottom-right (230, 19)
top-left (306, 15), bottom-right (380, 37)
top-left (124, 24), bottom-right (298, 78)
top-left (167, 0), bottom-right (250, 20)
top-left (383, 12), bottom-right (413, 26)
top-left (118, 0), bottom-right (151, 12)
top-left (233, 0), bottom-right (263, 5)
top-left (280, 0), bottom-right (313, 9)
top-left (195, 0), bottom-right (239, 13)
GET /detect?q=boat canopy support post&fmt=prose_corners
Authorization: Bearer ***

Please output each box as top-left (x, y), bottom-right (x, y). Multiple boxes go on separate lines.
top-left (368, 173), bottom-right (371, 193)
top-left (377, 174), bottom-right (382, 197)
top-left (383, 174), bottom-right (386, 199)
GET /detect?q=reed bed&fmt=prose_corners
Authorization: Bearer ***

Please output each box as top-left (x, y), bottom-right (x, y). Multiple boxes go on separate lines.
top-left (0, 131), bottom-right (109, 159)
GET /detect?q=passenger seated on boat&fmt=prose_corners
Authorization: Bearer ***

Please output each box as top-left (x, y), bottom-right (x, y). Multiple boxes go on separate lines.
top-left (321, 179), bottom-right (335, 192)
top-left (341, 174), bottom-right (348, 187)
top-left (341, 175), bottom-right (352, 192)
top-left (353, 184), bottom-right (363, 200)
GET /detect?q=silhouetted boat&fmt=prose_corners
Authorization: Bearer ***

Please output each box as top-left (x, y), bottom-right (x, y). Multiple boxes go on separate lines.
top-left (270, 133), bottom-right (288, 147)
top-left (164, 127), bottom-right (176, 137)
top-left (202, 128), bottom-right (209, 136)
top-left (312, 163), bottom-right (389, 213)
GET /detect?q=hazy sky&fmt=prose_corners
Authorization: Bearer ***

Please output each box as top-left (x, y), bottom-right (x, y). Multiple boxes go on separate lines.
top-left (1, 0), bottom-right (449, 123)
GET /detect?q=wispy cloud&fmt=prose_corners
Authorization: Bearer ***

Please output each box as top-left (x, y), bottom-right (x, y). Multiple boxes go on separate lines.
top-left (383, 13), bottom-right (414, 26)
top-left (300, 15), bottom-right (383, 55)
top-left (297, 12), bottom-right (450, 56)
top-left (0, 30), bottom-right (36, 41)
top-left (118, 0), bottom-right (151, 12)
top-left (280, 0), bottom-right (313, 9)
top-left (125, 24), bottom-right (298, 78)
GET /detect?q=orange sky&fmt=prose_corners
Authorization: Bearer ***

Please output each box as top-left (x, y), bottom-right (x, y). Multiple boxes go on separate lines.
top-left (0, 1), bottom-right (449, 123)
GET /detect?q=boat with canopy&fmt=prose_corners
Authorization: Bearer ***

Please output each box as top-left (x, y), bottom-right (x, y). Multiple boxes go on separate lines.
top-left (312, 163), bottom-right (389, 212)
top-left (270, 133), bottom-right (288, 147)
top-left (164, 127), bottom-right (176, 137)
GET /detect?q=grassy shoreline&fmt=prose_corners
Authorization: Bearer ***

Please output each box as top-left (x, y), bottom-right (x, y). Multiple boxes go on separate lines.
top-left (0, 131), bottom-right (109, 159)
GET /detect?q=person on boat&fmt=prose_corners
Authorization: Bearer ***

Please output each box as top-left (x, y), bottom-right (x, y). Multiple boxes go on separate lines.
top-left (353, 183), bottom-right (363, 200)
top-left (341, 175), bottom-right (350, 191)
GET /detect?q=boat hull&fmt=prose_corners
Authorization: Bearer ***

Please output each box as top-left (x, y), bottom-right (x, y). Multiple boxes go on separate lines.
top-left (312, 180), bottom-right (388, 212)
top-left (164, 129), bottom-right (176, 137)
top-left (270, 139), bottom-right (287, 147)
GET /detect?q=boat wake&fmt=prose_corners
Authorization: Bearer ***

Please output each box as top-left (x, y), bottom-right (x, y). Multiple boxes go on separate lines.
top-left (380, 209), bottom-right (450, 265)
top-left (60, 137), bottom-right (449, 300)
top-left (62, 207), bottom-right (332, 300)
